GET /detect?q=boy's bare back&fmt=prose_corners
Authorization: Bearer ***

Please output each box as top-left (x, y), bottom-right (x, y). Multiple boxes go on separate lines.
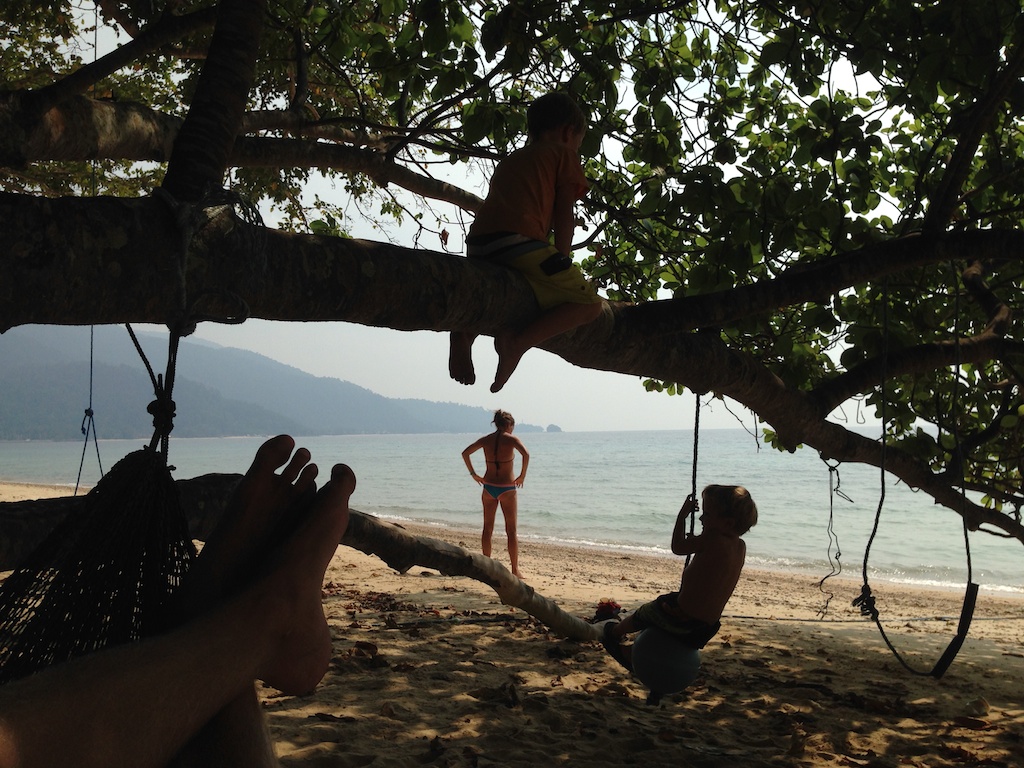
top-left (676, 530), bottom-right (746, 624)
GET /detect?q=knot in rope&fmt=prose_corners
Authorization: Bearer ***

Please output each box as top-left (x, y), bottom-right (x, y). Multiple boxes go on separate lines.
top-left (146, 387), bottom-right (176, 439)
top-left (851, 584), bottom-right (878, 620)
top-left (170, 315), bottom-right (198, 339)
top-left (80, 408), bottom-right (94, 436)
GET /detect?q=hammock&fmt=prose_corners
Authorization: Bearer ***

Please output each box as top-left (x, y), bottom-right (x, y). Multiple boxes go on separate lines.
top-left (0, 447), bottom-right (194, 684)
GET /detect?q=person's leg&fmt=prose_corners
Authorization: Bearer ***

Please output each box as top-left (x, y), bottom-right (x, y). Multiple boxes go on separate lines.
top-left (602, 610), bottom-right (643, 672)
top-left (610, 611), bottom-right (640, 640)
top-left (0, 441), bottom-right (355, 768)
top-left (497, 492), bottom-right (521, 578)
top-left (491, 301), bottom-right (602, 392)
top-left (601, 618), bottom-right (635, 671)
top-left (449, 331), bottom-right (477, 385)
top-left (171, 436), bottom-right (345, 768)
top-left (603, 598), bottom-right (668, 671)
top-left (480, 492), bottom-right (498, 557)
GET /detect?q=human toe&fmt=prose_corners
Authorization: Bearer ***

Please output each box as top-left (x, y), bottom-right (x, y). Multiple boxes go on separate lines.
top-left (251, 434), bottom-right (298, 474)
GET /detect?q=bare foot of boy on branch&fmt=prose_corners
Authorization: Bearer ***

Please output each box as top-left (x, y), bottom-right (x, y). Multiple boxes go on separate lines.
top-left (449, 330), bottom-right (477, 385)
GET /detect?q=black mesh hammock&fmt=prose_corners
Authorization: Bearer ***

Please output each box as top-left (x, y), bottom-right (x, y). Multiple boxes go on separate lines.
top-left (0, 328), bottom-right (196, 686)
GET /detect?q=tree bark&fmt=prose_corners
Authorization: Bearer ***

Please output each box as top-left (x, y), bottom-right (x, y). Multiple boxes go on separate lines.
top-left (160, 0), bottom-right (266, 201)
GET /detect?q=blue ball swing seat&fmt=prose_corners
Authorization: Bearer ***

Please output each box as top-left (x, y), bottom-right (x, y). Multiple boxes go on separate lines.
top-left (631, 627), bottom-right (702, 704)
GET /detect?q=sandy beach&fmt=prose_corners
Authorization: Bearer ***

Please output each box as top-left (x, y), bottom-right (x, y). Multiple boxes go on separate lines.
top-left (3, 481), bottom-right (1022, 766)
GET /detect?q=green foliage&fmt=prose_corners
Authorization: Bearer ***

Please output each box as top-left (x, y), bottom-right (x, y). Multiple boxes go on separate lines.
top-left (6, 0), bottom-right (1024, 501)
top-left (0, 0), bottom-right (80, 90)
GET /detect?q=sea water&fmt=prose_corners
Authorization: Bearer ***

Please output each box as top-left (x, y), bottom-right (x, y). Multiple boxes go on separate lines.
top-left (1, 430), bottom-right (1020, 596)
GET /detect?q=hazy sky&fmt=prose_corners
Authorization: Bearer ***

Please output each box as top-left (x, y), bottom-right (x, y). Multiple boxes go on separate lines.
top-left (188, 318), bottom-right (756, 433)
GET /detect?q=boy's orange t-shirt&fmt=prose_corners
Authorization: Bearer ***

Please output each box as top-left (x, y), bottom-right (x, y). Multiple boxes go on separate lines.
top-left (469, 140), bottom-right (588, 244)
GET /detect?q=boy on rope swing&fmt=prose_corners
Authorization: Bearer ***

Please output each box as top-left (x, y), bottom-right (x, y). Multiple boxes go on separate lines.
top-left (448, 92), bottom-right (605, 393)
top-left (602, 485), bottom-right (758, 701)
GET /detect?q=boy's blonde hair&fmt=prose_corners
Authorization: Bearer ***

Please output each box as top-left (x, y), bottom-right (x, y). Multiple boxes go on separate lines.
top-left (527, 92), bottom-right (587, 139)
top-left (703, 484), bottom-right (758, 534)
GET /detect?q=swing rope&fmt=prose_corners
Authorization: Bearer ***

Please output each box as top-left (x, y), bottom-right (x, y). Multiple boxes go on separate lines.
top-left (690, 393), bottom-right (700, 501)
top-left (680, 392), bottom-right (700, 575)
top-left (816, 458), bottom-right (850, 617)
top-left (851, 274), bottom-right (978, 679)
top-left (75, 325), bottom-right (104, 494)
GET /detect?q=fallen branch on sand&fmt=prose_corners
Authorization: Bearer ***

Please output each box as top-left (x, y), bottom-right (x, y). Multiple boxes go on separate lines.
top-left (0, 472), bottom-right (602, 642)
top-left (341, 507), bottom-right (602, 642)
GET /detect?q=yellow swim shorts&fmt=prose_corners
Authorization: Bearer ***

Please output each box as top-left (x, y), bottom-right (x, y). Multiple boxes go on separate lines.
top-left (467, 233), bottom-right (600, 310)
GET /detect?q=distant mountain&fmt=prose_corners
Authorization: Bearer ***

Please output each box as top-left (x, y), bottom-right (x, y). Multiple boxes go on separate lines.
top-left (0, 326), bottom-right (541, 439)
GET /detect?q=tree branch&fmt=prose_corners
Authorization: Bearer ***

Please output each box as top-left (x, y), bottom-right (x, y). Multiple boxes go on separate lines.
top-left (811, 333), bottom-right (1024, 414)
top-left (923, 29), bottom-right (1024, 232)
top-left (628, 230), bottom-right (1024, 332)
top-left (161, 0), bottom-right (265, 201)
top-left (3, 191), bottom-right (1024, 536)
top-left (0, 95), bottom-right (484, 212)
top-left (0, 95), bottom-right (180, 167)
top-left (29, 8), bottom-right (218, 113)
top-left (962, 259), bottom-right (1013, 334)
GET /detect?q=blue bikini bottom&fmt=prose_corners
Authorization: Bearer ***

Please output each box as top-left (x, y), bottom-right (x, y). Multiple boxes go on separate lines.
top-left (482, 483), bottom-right (517, 500)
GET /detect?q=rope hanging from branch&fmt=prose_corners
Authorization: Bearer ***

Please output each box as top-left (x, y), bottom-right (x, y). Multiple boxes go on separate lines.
top-left (679, 393), bottom-right (701, 585)
top-left (851, 275), bottom-right (978, 679)
top-left (75, 325), bottom-right (104, 495)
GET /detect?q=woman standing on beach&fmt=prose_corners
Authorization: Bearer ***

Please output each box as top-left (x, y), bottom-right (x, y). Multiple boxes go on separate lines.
top-left (462, 410), bottom-right (530, 578)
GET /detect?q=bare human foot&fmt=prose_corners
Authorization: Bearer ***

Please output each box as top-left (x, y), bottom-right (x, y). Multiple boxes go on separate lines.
top-left (176, 435), bottom-right (356, 694)
top-left (176, 435), bottom-right (318, 614)
top-left (449, 331), bottom-right (477, 385)
top-left (257, 461), bottom-right (355, 694)
top-left (490, 332), bottom-right (528, 393)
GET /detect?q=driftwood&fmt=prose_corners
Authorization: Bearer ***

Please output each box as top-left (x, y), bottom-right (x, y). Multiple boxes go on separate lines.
top-left (0, 473), bottom-right (601, 642)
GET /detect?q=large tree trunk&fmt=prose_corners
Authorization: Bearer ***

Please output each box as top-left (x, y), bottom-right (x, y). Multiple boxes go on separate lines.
top-left (160, 0), bottom-right (266, 201)
top-left (0, 476), bottom-right (601, 641)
